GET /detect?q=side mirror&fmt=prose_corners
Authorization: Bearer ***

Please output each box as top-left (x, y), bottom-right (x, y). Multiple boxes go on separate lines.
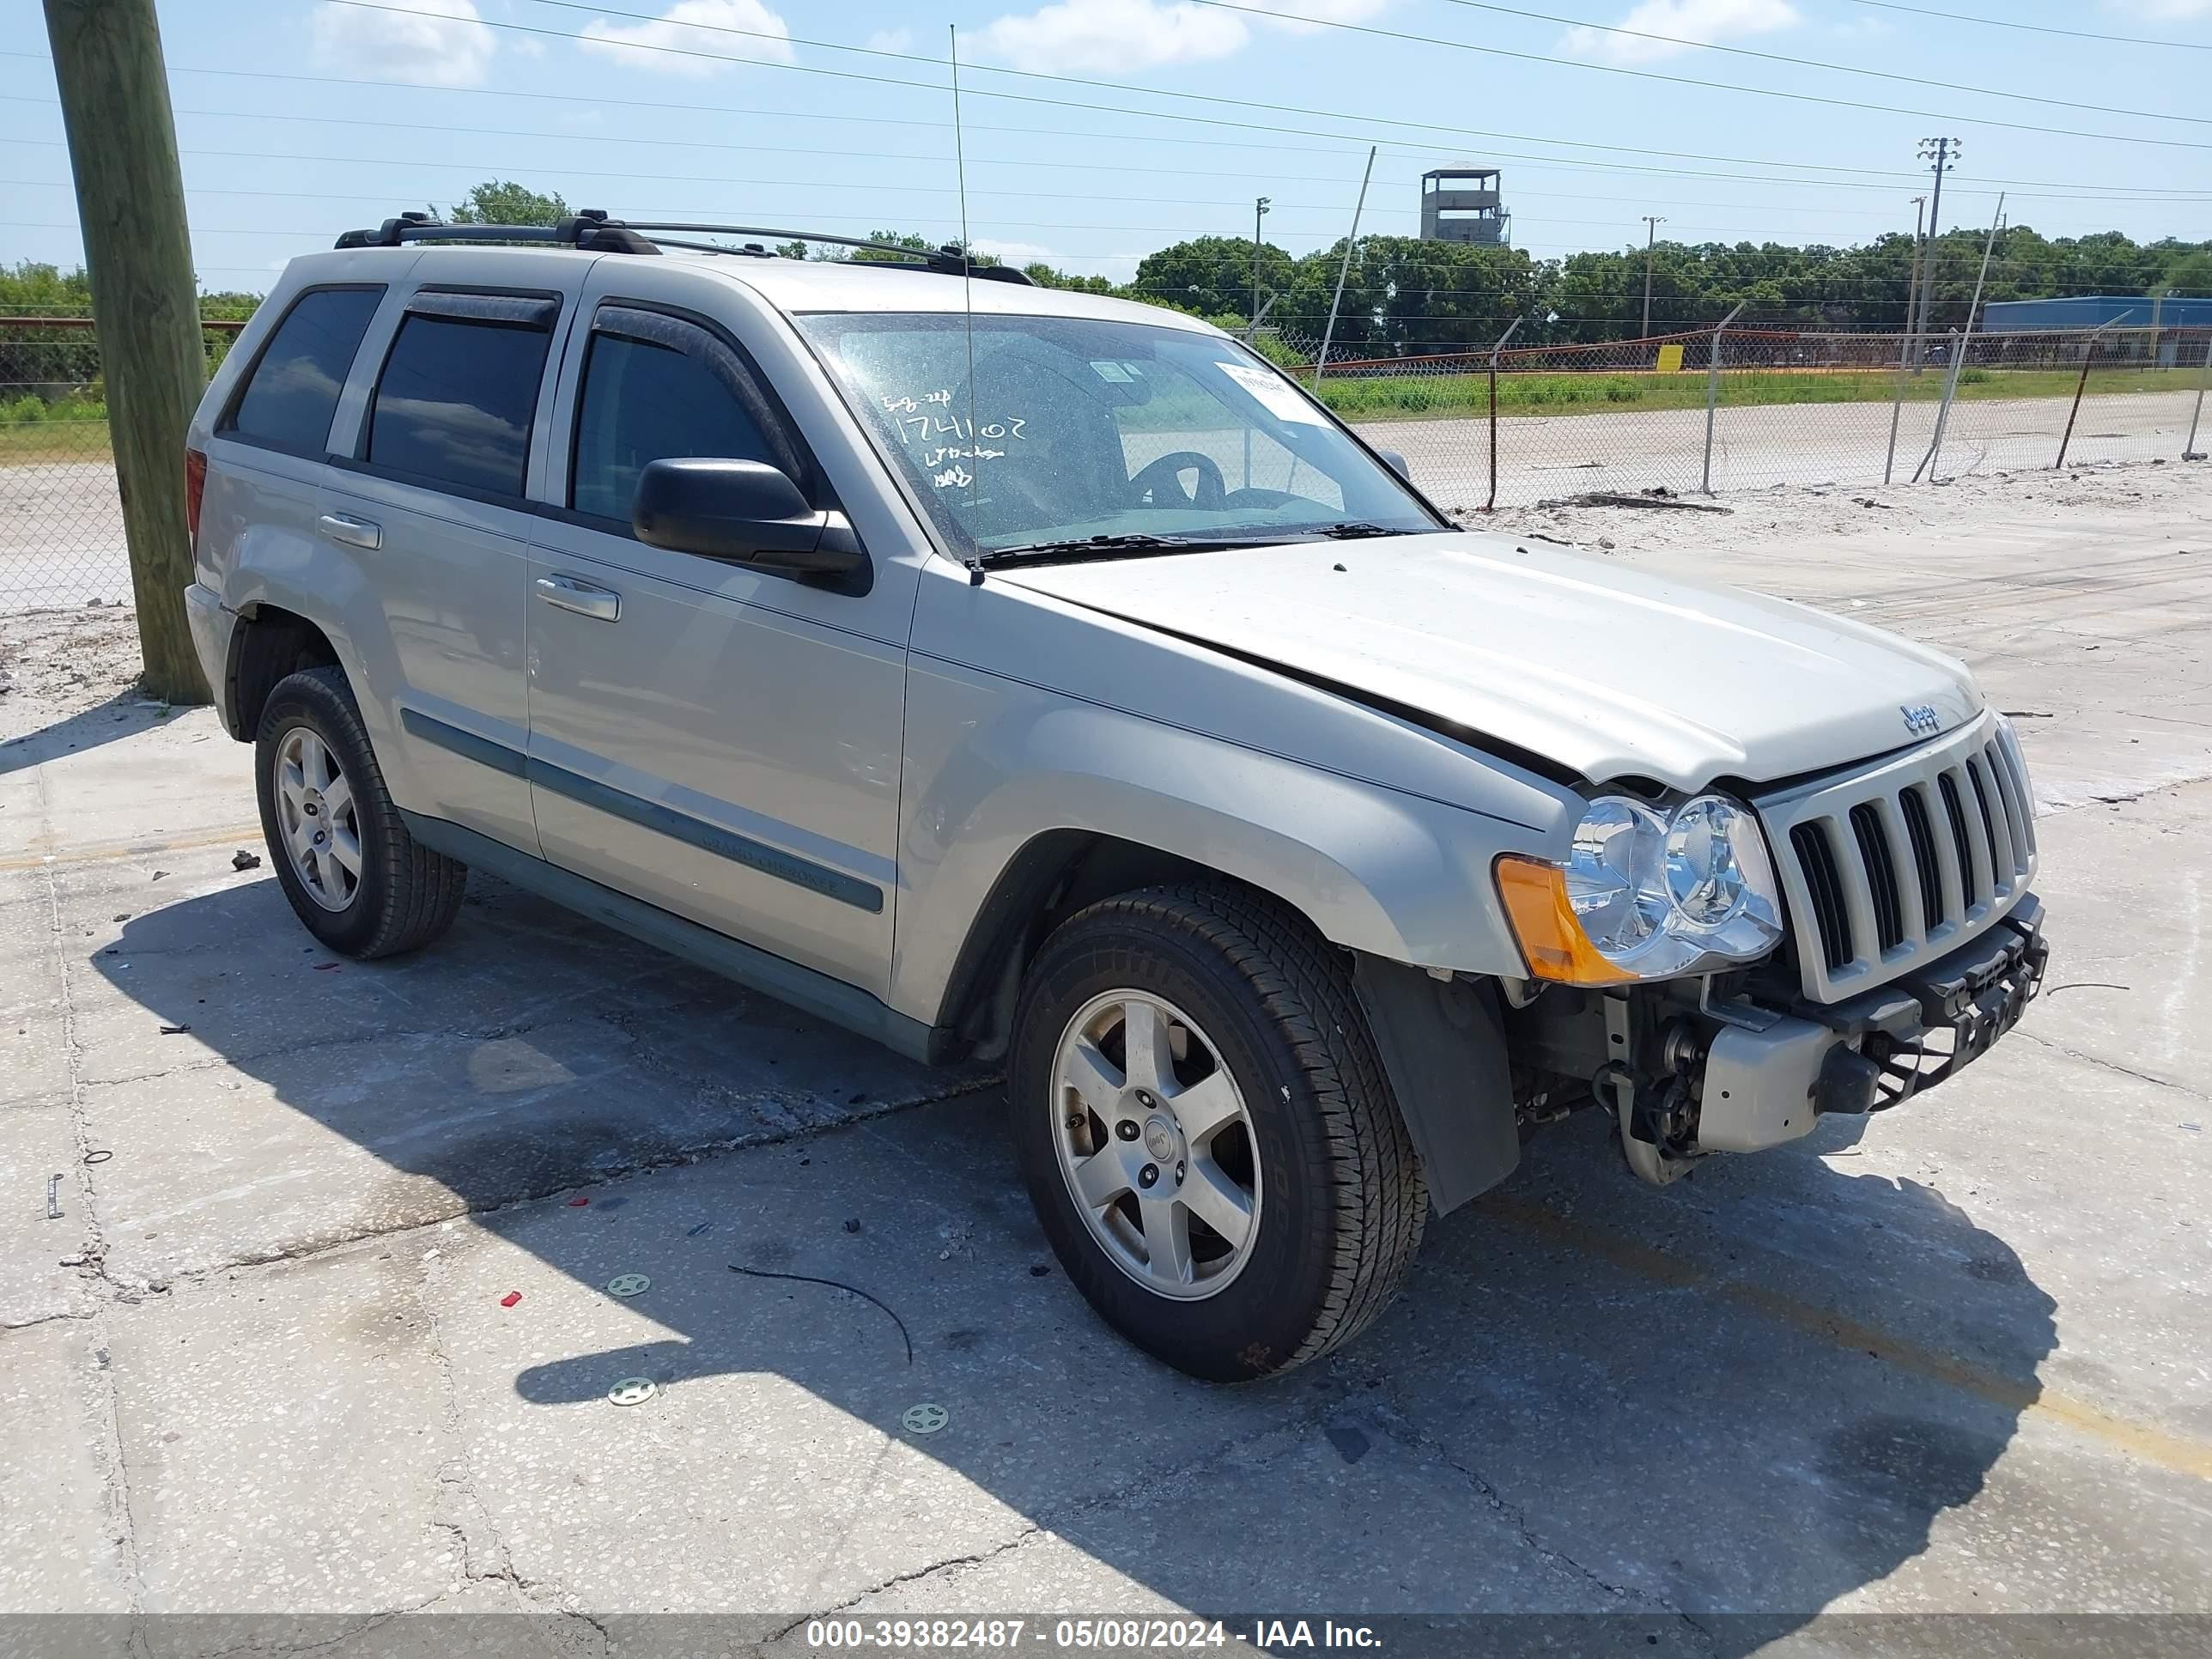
top-left (1376, 448), bottom-right (1412, 483)
top-left (632, 458), bottom-right (863, 577)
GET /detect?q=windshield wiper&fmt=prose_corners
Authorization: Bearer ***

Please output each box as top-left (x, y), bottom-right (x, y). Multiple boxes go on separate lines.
top-left (1308, 521), bottom-right (1413, 539)
top-left (979, 532), bottom-right (1237, 568)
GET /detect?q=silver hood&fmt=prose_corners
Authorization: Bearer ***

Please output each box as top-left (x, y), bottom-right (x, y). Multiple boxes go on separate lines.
top-left (994, 531), bottom-right (1983, 793)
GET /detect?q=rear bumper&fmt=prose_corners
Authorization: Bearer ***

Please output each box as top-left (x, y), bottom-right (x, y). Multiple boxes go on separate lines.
top-left (1692, 893), bottom-right (2045, 1154)
top-left (183, 583), bottom-right (238, 737)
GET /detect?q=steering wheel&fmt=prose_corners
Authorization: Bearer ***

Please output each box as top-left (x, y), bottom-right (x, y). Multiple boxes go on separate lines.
top-left (1128, 451), bottom-right (1227, 512)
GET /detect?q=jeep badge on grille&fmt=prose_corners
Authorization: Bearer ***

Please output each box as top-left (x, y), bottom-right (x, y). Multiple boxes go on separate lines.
top-left (1901, 703), bottom-right (1942, 736)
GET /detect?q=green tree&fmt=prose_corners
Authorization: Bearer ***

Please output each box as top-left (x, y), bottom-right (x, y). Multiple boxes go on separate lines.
top-left (1131, 235), bottom-right (1295, 323)
top-left (445, 180), bottom-right (569, 226)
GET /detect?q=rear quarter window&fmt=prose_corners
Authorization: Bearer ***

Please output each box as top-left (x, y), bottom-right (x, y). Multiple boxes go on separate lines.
top-left (225, 287), bottom-right (385, 453)
top-left (367, 312), bottom-right (554, 496)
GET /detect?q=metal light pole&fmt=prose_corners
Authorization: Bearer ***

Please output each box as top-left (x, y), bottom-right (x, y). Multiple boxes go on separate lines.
top-left (1640, 216), bottom-right (1664, 339)
top-left (1884, 194), bottom-right (1928, 483)
top-left (1249, 196), bottom-right (1270, 341)
top-left (1312, 148), bottom-right (1376, 390)
top-left (1911, 138), bottom-right (1958, 374)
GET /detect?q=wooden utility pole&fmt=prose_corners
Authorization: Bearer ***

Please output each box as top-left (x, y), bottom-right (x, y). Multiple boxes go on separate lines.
top-left (43, 0), bottom-right (210, 702)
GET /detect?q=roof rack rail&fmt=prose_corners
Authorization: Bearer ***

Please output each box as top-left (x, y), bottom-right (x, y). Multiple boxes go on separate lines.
top-left (615, 222), bottom-right (1036, 284)
top-left (334, 209), bottom-right (659, 254)
top-left (331, 211), bottom-right (1035, 283)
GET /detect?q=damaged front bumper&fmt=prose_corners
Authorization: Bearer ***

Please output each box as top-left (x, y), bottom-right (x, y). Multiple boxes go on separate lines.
top-left (1686, 894), bottom-right (2047, 1155)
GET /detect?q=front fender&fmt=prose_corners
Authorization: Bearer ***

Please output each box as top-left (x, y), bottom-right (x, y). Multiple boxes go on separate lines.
top-left (888, 656), bottom-right (1564, 1026)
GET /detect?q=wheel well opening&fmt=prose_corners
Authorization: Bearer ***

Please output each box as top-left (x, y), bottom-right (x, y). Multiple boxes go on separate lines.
top-left (938, 833), bottom-right (1279, 1065)
top-left (230, 606), bottom-right (340, 740)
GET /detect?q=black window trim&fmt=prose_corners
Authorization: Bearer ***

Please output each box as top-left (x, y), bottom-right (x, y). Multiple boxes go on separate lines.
top-left (349, 285), bottom-right (566, 503)
top-left (547, 297), bottom-right (837, 542)
top-left (215, 282), bottom-right (389, 460)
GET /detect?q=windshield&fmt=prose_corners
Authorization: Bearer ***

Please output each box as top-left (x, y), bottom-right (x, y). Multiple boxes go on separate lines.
top-left (795, 312), bottom-right (1441, 561)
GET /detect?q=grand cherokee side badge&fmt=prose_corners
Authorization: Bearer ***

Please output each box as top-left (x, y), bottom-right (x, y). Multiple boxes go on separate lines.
top-left (1901, 703), bottom-right (1942, 736)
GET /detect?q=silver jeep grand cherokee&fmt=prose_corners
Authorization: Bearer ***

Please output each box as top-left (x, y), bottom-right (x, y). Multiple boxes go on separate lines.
top-left (182, 214), bottom-right (2047, 1381)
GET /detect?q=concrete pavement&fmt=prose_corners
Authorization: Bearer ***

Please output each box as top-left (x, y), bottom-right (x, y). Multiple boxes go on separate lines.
top-left (1, 468), bottom-right (2209, 1655)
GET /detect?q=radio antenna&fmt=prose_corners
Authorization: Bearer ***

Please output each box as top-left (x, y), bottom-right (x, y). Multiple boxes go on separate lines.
top-left (950, 24), bottom-right (985, 585)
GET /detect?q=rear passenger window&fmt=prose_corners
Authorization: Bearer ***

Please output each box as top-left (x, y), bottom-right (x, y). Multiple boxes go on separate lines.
top-left (368, 313), bottom-right (553, 496)
top-left (570, 331), bottom-right (781, 521)
top-left (227, 287), bottom-right (383, 453)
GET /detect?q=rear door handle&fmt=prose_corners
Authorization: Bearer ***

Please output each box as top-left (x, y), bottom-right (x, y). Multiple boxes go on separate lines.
top-left (317, 513), bottom-right (381, 551)
top-left (535, 573), bottom-right (622, 623)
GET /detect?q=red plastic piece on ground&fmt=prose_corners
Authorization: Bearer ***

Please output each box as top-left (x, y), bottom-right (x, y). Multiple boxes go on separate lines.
top-left (567, 1196), bottom-right (589, 1206)
top-left (500, 1291), bottom-right (521, 1309)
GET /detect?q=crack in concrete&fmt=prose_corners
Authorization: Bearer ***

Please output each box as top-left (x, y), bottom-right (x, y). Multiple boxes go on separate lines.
top-left (412, 1247), bottom-right (591, 1623)
top-left (2011, 1028), bottom-right (2209, 1102)
top-left (773, 1396), bottom-right (1366, 1637)
top-left (80, 1072), bottom-right (1000, 1300)
top-left (35, 781), bottom-right (146, 1613)
top-left (1363, 1384), bottom-right (1710, 1641)
top-left (2041, 771), bottom-right (2212, 816)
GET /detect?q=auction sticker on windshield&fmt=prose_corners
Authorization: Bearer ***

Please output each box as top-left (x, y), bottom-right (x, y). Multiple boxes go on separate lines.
top-left (1215, 361), bottom-right (1328, 424)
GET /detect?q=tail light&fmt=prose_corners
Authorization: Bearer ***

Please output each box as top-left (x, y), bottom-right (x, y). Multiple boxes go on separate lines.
top-left (184, 446), bottom-right (207, 551)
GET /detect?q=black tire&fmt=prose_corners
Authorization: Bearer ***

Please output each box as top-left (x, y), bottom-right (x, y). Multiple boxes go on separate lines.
top-left (254, 665), bottom-right (466, 958)
top-left (1009, 884), bottom-right (1425, 1382)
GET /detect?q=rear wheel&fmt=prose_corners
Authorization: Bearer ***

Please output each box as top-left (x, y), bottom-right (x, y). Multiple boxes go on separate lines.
top-left (255, 666), bottom-right (466, 957)
top-left (1010, 884), bottom-right (1425, 1381)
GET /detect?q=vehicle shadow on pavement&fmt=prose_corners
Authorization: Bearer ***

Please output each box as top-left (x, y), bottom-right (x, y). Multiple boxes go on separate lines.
top-left (91, 873), bottom-right (2058, 1634)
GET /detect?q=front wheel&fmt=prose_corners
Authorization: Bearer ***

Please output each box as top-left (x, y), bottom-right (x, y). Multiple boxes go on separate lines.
top-left (1009, 885), bottom-right (1425, 1381)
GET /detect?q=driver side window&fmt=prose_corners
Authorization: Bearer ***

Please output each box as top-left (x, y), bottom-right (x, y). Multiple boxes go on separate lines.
top-left (570, 322), bottom-right (782, 522)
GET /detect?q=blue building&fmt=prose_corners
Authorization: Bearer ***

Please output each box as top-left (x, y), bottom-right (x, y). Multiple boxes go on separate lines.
top-left (1982, 294), bottom-right (2212, 331)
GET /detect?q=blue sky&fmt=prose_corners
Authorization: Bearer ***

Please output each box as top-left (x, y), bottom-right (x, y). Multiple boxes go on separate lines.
top-left (4, 0), bottom-right (2209, 295)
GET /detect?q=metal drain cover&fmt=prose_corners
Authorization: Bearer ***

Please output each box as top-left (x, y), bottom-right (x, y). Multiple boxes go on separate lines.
top-left (901, 1403), bottom-right (948, 1436)
top-left (607, 1377), bottom-right (657, 1407)
top-left (605, 1273), bottom-right (651, 1298)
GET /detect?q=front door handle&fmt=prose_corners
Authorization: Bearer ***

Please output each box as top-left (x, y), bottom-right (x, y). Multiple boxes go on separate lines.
top-left (317, 513), bottom-right (381, 551)
top-left (535, 573), bottom-right (622, 623)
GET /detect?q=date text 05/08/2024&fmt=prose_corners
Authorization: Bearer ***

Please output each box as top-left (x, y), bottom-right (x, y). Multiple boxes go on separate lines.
top-left (800, 1619), bottom-right (1384, 1650)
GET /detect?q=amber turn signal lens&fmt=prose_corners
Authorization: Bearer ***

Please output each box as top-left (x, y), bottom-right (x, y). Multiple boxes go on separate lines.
top-left (1494, 854), bottom-right (1638, 986)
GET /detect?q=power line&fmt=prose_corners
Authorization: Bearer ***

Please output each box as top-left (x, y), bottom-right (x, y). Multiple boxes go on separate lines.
top-left (322, 0), bottom-right (2212, 154)
top-left (10, 49), bottom-right (2206, 206)
top-left (1837, 0), bottom-right (2212, 52)
top-left (1238, 0), bottom-right (2212, 127)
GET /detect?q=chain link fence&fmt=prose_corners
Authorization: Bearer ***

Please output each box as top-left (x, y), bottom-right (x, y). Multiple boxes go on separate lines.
top-left (1300, 323), bottom-right (2212, 513)
top-left (1, 314), bottom-right (241, 614)
top-left (3, 316), bottom-right (2207, 623)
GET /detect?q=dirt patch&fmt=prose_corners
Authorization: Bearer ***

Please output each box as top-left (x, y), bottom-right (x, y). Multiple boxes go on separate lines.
top-left (0, 604), bottom-right (146, 740)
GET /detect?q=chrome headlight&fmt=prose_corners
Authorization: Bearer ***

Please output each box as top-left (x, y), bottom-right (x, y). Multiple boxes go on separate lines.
top-left (1499, 793), bottom-right (1785, 984)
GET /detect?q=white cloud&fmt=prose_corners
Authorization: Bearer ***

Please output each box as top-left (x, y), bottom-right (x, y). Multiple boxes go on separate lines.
top-left (579, 0), bottom-right (797, 77)
top-left (864, 27), bottom-right (915, 53)
top-left (1560, 0), bottom-right (1799, 68)
top-left (973, 0), bottom-right (1389, 73)
top-left (1242, 0), bottom-right (1390, 33)
top-left (2108, 0), bottom-right (2212, 18)
top-left (309, 0), bottom-right (496, 87)
top-left (975, 0), bottom-right (1249, 74)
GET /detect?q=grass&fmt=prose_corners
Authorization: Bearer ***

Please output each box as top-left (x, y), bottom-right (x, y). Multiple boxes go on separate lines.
top-left (1316, 365), bottom-right (2199, 423)
top-left (0, 418), bottom-right (111, 465)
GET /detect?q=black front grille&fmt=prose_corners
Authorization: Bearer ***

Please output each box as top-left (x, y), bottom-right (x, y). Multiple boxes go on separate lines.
top-left (1966, 758), bottom-right (2001, 885)
top-left (1790, 821), bottom-right (1853, 971)
top-left (1899, 785), bottom-right (1944, 927)
top-left (1850, 803), bottom-right (1905, 953)
top-left (1939, 771), bottom-right (1981, 906)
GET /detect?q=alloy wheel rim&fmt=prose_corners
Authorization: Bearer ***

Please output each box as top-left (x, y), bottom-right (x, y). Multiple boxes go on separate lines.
top-left (273, 726), bottom-right (362, 913)
top-left (1049, 990), bottom-right (1262, 1301)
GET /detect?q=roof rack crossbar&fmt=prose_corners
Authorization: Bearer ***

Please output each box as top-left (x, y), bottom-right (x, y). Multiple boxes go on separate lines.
top-left (334, 210), bottom-right (658, 255)
top-left (331, 212), bottom-right (1031, 281)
